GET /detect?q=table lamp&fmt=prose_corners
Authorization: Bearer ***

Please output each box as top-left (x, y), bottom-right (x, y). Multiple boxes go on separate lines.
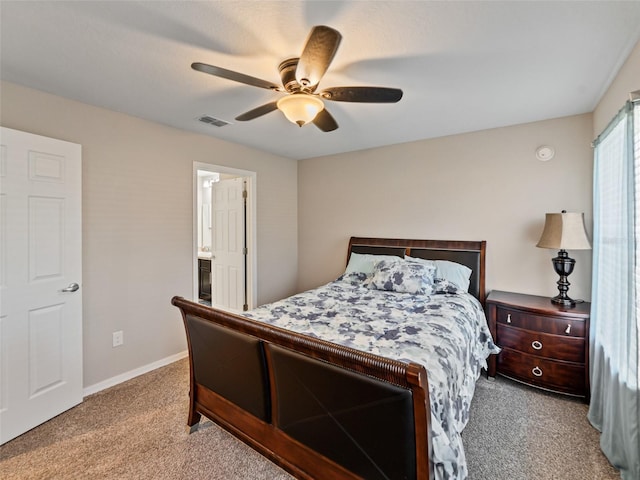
top-left (536, 210), bottom-right (591, 307)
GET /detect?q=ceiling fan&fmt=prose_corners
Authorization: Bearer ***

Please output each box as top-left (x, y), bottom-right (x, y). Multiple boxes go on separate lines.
top-left (191, 25), bottom-right (403, 132)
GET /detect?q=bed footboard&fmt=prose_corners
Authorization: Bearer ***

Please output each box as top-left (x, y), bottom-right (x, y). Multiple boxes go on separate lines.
top-left (172, 296), bottom-right (431, 480)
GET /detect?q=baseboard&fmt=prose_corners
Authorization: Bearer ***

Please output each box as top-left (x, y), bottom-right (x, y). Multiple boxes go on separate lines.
top-left (83, 350), bottom-right (188, 397)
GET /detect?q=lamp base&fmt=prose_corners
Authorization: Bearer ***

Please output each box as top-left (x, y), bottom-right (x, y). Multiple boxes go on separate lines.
top-left (551, 249), bottom-right (576, 308)
top-left (551, 295), bottom-right (576, 308)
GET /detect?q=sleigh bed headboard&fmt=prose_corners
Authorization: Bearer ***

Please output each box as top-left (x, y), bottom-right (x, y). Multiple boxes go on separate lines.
top-left (347, 237), bottom-right (486, 303)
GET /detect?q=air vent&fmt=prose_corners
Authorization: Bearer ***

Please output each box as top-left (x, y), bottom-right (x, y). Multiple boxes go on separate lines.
top-left (197, 115), bottom-right (231, 127)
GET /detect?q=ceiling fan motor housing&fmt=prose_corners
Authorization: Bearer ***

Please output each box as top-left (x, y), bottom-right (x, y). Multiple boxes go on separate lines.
top-left (279, 58), bottom-right (313, 93)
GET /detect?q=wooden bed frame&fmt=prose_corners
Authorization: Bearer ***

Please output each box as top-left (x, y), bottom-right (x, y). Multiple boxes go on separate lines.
top-left (172, 237), bottom-right (486, 480)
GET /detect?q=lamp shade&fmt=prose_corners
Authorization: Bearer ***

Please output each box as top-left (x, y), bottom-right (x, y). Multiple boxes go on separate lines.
top-left (276, 94), bottom-right (324, 127)
top-left (536, 211), bottom-right (591, 250)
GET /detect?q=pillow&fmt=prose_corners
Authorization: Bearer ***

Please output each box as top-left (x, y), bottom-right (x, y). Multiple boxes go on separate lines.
top-left (433, 278), bottom-right (462, 295)
top-left (338, 271), bottom-right (370, 285)
top-left (435, 260), bottom-right (472, 291)
top-left (344, 252), bottom-right (403, 276)
top-left (368, 259), bottom-right (436, 295)
top-left (405, 256), bottom-right (472, 291)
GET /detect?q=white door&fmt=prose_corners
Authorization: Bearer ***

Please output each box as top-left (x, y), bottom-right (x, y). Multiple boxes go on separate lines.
top-left (0, 127), bottom-right (83, 444)
top-left (211, 177), bottom-right (245, 312)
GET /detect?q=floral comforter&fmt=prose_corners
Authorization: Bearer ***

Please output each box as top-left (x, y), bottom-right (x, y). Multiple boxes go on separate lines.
top-left (244, 273), bottom-right (499, 480)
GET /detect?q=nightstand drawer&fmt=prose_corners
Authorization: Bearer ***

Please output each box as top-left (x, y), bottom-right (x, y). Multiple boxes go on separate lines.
top-left (497, 324), bottom-right (585, 363)
top-left (498, 347), bottom-right (585, 396)
top-left (496, 306), bottom-right (585, 337)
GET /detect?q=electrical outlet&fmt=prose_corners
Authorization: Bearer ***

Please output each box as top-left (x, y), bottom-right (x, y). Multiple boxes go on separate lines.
top-left (112, 330), bottom-right (124, 347)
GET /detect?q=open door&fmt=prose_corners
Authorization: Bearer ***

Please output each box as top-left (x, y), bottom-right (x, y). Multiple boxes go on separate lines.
top-left (0, 127), bottom-right (83, 444)
top-left (211, 177), bottom-right (246, 312)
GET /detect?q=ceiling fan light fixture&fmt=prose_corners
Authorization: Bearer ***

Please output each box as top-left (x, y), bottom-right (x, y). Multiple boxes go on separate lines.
top-left (276, 94), bottom-right (324, 127)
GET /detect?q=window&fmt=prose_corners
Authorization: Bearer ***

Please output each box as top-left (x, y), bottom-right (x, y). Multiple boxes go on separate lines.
top-left (589, 100), bottom-right (639, 480)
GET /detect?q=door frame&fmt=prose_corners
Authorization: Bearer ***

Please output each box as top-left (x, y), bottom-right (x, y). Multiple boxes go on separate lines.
top-left (193, 162), bottom-right (257, 310)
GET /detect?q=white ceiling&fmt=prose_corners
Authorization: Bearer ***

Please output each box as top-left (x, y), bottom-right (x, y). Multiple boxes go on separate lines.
top-left (2, 1), bottom-right (640, 160)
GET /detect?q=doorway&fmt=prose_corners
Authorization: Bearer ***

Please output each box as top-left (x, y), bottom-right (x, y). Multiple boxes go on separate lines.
top-left (193, 163), bottom-right (256, 312)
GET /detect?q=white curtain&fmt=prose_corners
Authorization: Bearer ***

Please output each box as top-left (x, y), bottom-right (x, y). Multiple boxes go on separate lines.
top-left (589, 101), bottom-right (639, 480)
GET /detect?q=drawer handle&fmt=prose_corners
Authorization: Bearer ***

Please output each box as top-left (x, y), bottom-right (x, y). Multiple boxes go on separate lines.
top-left (532, 366), bottom-right (543, 377)
top-left (565, 324), bottom-right (571, 334)
top-left (531, 340), bottom-right (543, 350)
top-left (506, 313), bottom-right (512, 324)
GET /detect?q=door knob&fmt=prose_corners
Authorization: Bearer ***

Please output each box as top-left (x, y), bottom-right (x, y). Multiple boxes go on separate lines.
top-left (61, 283), bottom-right (80, 292)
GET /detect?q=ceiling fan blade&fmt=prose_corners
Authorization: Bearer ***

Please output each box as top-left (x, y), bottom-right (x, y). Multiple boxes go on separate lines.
top-left (192, 62), bottom-right (281, 91)
top-left (320, 86), bottom-right (403, 103)
top-left (313, 108), bottom-right (339, 132)
top-left (235, 102), bottom-right (278, 121)
top-left (296, 26), bottom-right (342, 88)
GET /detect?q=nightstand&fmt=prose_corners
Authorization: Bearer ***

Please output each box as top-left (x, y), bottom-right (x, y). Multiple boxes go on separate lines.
top-left (486, 290), bottom-right (590, 400)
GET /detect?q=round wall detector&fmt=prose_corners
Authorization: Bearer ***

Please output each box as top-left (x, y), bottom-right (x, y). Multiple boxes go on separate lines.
top-left (535, 145), bottom-right (555, 161)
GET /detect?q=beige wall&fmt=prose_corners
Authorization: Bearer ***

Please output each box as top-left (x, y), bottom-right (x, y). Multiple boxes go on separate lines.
top-left (593, 39), bottom-right (640, 136)
top-left (0, 81), bottom-right (298, 389)
top-left (298, 113), bottom-right (594, 301)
